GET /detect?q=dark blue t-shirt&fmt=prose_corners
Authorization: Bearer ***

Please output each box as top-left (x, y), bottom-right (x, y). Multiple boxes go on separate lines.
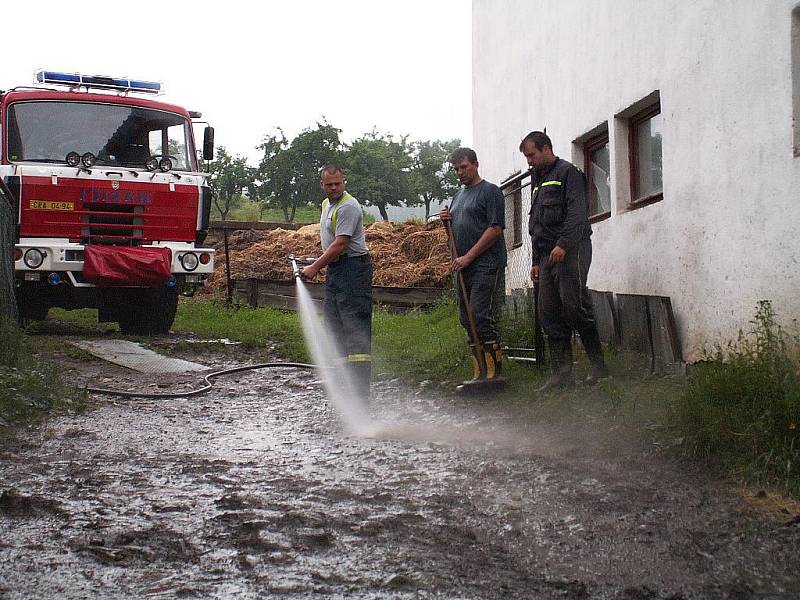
top-left (450, 179), bottom-right (507, 269)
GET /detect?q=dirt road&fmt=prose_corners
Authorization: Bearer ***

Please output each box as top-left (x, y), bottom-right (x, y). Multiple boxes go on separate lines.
top-left (1, 333), bottom-right (798, 599)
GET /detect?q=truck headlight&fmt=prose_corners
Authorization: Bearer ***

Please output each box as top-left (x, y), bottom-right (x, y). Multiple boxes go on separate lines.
top-left (24, 248), bottom-right (45, 269)
top-left (180, 252), bottom-right (199, 271)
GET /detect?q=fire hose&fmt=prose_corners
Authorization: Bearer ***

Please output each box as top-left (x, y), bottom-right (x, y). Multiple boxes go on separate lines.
top-left (87, 255), bottom-right (321, 399)
top-left (85, 362), bottom-right (318, 399)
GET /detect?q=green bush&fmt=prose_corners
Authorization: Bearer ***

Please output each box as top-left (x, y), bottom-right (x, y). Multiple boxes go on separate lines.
top-left (673, 301), bottom-right (800, 496)
top-left (0, 316), bottom-right (23, 368)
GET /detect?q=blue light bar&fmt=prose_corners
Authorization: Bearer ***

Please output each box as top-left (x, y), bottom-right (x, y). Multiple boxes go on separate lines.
top-left (34, 69), bottom-right (162, 94)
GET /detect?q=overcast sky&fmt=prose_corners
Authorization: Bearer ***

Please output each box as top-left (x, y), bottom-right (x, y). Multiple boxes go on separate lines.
top-left (4, 0), bottom-right (472, 164)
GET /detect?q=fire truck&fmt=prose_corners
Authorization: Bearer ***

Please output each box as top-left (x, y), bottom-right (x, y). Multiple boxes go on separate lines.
top-left (1, 70), bottom-right (215, 334)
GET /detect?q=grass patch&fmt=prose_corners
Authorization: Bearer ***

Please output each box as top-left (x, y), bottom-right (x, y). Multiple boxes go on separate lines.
top-left (0, 317), bottom-right (85, 429)
top-left (172, 299), bottom-right (307, 362)
top-left (373, 302), bottom-right (468, 381)
top-left (672, 301), bottom-right (800, 496)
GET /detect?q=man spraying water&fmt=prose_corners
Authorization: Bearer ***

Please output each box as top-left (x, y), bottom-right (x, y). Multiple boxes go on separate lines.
top-left (300, 165), bottom-right (373, 401)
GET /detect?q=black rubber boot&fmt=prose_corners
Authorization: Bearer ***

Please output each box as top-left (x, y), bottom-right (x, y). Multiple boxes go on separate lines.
top-left (579, 328), bottom-right (609, 385)
top-left (348, 360), bottom-right (372, 402)
top-left (535, 340), bottom-right (575, 393)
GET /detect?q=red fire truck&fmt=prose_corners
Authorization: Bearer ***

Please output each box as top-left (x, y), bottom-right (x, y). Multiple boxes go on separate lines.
top-left (2, 70), bottom-right (215, 334)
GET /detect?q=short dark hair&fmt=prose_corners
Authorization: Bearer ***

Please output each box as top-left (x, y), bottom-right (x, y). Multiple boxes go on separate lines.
top-left (449, 147), bottom-right (478, 164)
top-left (319, 164), bottom-right (344, 178)
top-left (519, 131), bottom-right (552, 152)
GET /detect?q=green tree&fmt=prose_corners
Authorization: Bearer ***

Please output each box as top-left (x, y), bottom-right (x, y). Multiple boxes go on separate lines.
top-left (344, 131), bottom-right (413, 221)
top-left (253, 121), bottom-right (343, 222)
top-left (207, 146), bottom-right (250, 220)
top-left (408, 139), bottom-right (461, 220)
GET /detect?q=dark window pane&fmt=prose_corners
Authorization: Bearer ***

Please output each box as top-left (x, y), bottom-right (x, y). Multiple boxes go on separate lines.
top-left (635, 112), bottom-right (663, 198)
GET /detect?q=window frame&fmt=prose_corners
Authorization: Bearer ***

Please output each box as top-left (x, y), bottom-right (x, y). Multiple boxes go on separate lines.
top-left (583, 130), bottom-right (611, 223)
top-left (628, 101), bottom-right (663, 208)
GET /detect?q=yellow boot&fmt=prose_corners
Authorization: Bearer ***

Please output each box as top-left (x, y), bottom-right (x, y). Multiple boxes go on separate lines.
top-left (483, 341), bottom-right (507, 385)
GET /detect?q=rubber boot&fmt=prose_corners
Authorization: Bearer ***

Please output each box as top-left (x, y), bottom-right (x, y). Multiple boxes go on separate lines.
top-left (535, 340), bottom-right (575, 393)
top-left (482, 341), bottom-right (507, 385)
top-left (347, 357), bottom-right (372, 403)
top-left (579, 328), bottom-right (609, 385)
top-left (457, 343), bottom-right (487, 392)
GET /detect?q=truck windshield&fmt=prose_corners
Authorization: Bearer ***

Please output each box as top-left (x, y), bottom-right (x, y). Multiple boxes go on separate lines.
top-left (6, 101), bottom-right (194, 171)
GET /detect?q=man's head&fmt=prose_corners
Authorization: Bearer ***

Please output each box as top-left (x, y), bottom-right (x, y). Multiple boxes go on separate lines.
top-left (320, 164), bottom-right (346, 201)
top-left (519, 131), bottom-right (555, 172)
top-left (449, 147), bottom-right (480, 187)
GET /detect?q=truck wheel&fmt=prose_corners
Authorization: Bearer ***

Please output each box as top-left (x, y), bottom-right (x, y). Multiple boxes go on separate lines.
top-left (118, 288), bottom-right (178, 335)
top-left (148, 287), bottom-right (179, 334)
top-left (16, 289), bottom-right (49, 324)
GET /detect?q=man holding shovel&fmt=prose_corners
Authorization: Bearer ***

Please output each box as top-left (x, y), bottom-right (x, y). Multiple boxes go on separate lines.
top-left (440, 148), bottom-right (507, 389)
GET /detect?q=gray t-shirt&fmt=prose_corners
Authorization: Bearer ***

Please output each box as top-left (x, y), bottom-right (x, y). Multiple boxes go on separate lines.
top-left (320, 192), bottom-right (369, 256)
top-left (450, 180), bottom-right (506, 269)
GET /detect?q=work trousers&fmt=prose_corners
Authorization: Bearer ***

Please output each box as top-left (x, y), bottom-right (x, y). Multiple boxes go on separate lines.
top-left (537, 237), bottom-right (600, 346)
top-left (324, 254), bottom-right (373, 398)
top-left (457, 265), bottom-right (503, 343)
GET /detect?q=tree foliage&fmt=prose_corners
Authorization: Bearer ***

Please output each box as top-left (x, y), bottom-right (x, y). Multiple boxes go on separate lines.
top-left (207, 146), bottom-right (249, 220)
top-left (408, 139), bottom-right (461, 220)
top-left (252, 122), bottom-right (342, 223)
top-left (206, 122), bottom-right (465, 224)
top-left (344, 131), bottom-right (413, 221)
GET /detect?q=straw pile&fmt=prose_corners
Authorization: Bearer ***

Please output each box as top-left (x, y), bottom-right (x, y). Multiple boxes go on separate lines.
top-left (203, 220), bottom-right (452, 293)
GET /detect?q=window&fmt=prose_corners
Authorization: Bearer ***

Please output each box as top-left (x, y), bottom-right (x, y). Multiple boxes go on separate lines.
top-left (501, 171), bottom-right (525, 250)
top-left (583, 129), bottom-right (611, 221)
top-left (629, 101), bottom-right (663, 206)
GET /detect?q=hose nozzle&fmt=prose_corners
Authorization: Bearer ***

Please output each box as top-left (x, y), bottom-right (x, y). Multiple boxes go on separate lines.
top-left (287, 255), bottom-right (316, 279)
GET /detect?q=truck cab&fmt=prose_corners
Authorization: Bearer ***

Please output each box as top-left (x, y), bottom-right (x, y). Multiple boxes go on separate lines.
top-left (2, 70), bottom-right (216, 334)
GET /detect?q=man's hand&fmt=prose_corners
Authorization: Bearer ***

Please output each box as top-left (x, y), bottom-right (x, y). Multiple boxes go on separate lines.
top-left (439, 206), bottom-right (451, 222)
top-left (530, 265), bottom-right (540, 283)
top-left (548, 245), bottom-right (566, 266)
top-left (301, 264), bottom-right (320, 281)
top-left (452, 254), bottom-right (474, 272)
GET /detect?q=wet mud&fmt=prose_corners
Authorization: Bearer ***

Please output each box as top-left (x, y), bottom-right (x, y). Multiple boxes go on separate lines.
top-left (1, 335), bottom-right (799, 599)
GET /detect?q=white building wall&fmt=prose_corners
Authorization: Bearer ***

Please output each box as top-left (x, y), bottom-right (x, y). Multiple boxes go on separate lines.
top-left (473, 0), bottom-right (800, 360)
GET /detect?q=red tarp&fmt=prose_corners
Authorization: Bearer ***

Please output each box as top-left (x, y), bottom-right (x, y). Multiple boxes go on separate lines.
top-left (83, 246), bottom-right (172, 287)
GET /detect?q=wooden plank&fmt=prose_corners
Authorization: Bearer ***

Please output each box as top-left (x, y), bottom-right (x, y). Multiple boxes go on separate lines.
top-left (646, 295), bottom-right (683, 372)
top-left (231, 278), bottom-right (446, 309)
top-left (209, 220), bottom-right (308, 231)
top-left (615, 293), bottom-right (653, 366)
top-left (589, 289), bottom-right (618, 346)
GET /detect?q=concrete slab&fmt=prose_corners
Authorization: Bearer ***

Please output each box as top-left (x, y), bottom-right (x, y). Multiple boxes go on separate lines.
top-left (71, 340), bottom-right (209, 374)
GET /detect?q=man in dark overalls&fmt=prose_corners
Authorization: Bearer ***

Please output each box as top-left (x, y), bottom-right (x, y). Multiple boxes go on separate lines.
top-left (302, 164), bottom-right (373, 400)
top-left (520, 131), bottom-right (609, 391)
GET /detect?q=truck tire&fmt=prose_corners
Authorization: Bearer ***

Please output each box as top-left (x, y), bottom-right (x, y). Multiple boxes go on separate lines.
top-left (118, 287), bottom-right (178, 335)
top-left (16, 288), bottom-right (49, 324)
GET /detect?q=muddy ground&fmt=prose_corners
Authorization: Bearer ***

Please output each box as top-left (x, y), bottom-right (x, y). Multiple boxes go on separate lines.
top-left (1, 327), bottom-right (799, 599)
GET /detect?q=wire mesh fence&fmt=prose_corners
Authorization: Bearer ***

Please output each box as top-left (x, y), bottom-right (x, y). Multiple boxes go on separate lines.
top-left (500, 170), bottom-right (543, 365)
top-left (0, 180), bottom-right (18, 323)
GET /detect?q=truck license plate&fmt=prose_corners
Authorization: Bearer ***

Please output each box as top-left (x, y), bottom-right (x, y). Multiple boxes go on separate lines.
top-left (30, 200), bottom-right (74, 211)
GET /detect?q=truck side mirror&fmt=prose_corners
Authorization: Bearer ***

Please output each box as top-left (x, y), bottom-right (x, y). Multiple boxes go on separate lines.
top-left (203, 126), bottom-right (215, 161)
